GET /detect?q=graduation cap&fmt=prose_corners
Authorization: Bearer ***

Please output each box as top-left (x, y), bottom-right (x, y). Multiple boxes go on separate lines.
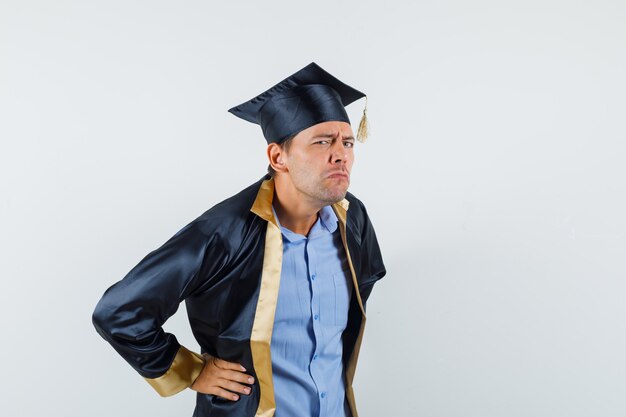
top-left (228, 62), bottom-right (369, 144)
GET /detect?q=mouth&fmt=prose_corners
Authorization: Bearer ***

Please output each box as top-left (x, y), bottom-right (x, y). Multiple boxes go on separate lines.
top-left (326, 171), bottom-right (349, 180)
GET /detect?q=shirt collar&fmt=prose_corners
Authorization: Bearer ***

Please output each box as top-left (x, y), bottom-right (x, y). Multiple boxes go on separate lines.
top-left (271, 204), bottom-right (339, 242)
top-left (318, 204), bottom-right (339, 233)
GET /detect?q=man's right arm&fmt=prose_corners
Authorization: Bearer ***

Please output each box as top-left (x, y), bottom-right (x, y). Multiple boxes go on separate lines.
top-left (92, 220), bottom-right (226, 396)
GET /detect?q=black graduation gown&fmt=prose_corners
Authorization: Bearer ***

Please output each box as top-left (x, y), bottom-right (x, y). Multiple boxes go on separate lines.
top-left (92, 175), bottom-right (386, 417)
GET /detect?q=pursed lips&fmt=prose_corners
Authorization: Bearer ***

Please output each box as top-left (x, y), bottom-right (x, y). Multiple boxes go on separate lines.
top-left (326, 171), bottom-right (349, 180)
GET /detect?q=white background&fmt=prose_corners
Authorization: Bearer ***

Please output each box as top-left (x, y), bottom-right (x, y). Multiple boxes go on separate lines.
top-left (1, 1), bottom-right (625, 416)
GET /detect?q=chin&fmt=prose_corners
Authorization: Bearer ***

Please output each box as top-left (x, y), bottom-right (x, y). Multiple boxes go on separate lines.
top-left (324, 188), bottom-right (348, 204)
top-left (303, 181), bottom-right (349, 205)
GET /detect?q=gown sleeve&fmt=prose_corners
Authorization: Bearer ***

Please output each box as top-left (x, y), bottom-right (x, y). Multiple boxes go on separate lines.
top-left (92, 219), bottom-right (228, 397)
top-left (358, 199), bottom-right (387, 304)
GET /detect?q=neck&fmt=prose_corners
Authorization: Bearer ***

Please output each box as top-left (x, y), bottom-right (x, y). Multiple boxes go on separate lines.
top-left (272, 175), bottom-right (323, 236)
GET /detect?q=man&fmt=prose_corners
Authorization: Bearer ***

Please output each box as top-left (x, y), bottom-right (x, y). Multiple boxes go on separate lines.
top-left (92, 62), bottom-right (386, 417)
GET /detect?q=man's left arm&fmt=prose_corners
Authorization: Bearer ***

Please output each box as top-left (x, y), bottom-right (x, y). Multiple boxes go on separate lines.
top-left (357, 199), bottom-right (387, 303)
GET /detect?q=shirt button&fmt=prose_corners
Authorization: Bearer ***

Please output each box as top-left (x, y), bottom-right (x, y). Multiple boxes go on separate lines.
top-left (311, 274), bottom-right (316, 280)
top-left (320, 392), bottom-right (326, 399)
top-left (313, 354), bottom-right (318, 360)
top-left (314, 314), bottom-right (319, 320)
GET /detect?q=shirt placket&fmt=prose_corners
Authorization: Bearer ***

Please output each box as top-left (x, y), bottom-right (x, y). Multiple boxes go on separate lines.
top-left (305, 235), bottom-right (328, 416)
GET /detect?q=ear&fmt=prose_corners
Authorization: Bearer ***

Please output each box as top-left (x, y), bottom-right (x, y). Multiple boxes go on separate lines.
top-left (267, 143), bottom-right (289, 174)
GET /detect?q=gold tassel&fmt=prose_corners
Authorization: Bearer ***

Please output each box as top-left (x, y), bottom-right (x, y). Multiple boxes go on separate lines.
top-left (356, 96), bottom-right (369, 143)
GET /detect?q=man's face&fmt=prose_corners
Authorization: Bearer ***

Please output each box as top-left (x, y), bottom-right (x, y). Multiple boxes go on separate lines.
top-left (281, 121), bottom-right (355, 205)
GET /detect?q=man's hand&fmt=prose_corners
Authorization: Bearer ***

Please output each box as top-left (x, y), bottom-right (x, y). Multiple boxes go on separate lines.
top-left (190, 354), bottom-right (255, 401)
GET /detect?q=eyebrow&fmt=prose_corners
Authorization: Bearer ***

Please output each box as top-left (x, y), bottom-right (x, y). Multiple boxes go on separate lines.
top-left (312, 133), bottom-right (355, 140)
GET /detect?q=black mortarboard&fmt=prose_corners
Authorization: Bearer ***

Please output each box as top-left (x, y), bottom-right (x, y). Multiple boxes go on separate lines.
top-left (228, 62), bottom-right (368, 144)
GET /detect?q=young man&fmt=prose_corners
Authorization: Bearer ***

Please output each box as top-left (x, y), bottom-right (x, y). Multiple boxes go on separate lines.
top-left (93, 62), bottom-right (386, 417)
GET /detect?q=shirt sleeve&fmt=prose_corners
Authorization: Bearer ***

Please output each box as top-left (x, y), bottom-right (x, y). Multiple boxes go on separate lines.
top-left (92, 220), bottom-right (228, 396)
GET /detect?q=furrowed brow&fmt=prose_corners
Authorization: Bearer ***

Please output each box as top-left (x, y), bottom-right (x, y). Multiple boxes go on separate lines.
top-left (312, 133), bottom-right (355, 140)
top-left (312, 133), bottom-right (336, 139)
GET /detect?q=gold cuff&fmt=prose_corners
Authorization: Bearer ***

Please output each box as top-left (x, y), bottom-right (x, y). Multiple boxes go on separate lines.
top-left (144, 345), bottom-right (205, 397)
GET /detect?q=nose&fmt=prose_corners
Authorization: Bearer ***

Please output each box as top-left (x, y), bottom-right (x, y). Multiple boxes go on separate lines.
top-left (329, 135), bottom-right (349, 164)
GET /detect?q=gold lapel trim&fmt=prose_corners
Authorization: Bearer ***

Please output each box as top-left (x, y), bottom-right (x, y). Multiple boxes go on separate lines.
top-left (250, 221), bottom-right (282, 417)
top-left (250, 177), bottom-right (278, 227)
top-left (250, 178), bottom-right (281, 416)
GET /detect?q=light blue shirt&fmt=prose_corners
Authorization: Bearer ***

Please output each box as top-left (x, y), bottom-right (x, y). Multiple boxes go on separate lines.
top-left (270, 204), bottom-right (353, 417)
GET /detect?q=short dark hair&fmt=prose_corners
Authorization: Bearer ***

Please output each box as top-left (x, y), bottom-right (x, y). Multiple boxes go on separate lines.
top-left (267, 134), bottom-right (295, 177)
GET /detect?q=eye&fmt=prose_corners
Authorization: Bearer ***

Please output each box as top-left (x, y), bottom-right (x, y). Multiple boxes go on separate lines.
top-left (344, 141), bottom-right (354, 148)
top-left (316, 140), bottom-right (330, 145)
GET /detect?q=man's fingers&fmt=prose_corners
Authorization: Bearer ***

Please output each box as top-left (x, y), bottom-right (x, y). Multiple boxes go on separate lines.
top-left (217, 378), bottom-right (252, 395)
top-left (213, 387), bottom-right (239, 401)
top-left (220, 369), bottom-right (255, 385)
top-left (191, 355), bottom-right (254, 400)
top-left (214, 357), bottom-right (246, 372)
